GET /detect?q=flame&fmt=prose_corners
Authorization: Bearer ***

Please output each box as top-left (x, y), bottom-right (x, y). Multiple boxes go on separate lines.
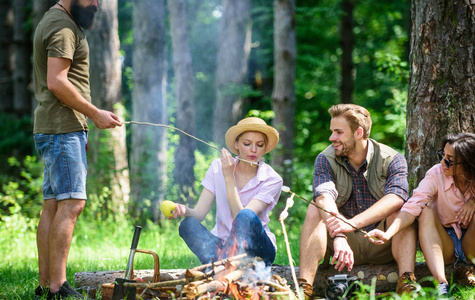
top-left (198, 233), bottom-right (276, 299)
top-left (216, 234), bottom-right (248, 279)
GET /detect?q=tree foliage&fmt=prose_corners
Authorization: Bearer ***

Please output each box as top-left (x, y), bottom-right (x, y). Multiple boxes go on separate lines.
top-left (1, 0), bottom-right (414, 223)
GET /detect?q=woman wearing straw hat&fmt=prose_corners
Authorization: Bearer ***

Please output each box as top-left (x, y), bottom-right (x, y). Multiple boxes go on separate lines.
top-left (167, 117), bottom-right (283, 266)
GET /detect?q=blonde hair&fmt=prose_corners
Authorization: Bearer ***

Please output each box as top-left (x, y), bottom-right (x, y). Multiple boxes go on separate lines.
top-left (328, 104), bottom-right (372, 138)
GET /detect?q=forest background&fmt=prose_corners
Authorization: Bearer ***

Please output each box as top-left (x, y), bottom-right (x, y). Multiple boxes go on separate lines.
top-left (0, 0), bottom-right (474, 298)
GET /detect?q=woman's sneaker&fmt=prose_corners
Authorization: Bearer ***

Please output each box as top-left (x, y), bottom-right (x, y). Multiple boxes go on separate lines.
top-left (436, 282), bottom-right (454, 299)
top-left (48, 281), bottom-right (91, 300)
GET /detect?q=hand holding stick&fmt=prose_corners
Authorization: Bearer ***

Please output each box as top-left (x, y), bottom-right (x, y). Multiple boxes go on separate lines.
top-left (281, 186), bottom-right (380, 241)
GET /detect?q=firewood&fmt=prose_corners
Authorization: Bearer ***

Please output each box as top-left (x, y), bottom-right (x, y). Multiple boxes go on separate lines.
top-left (190, 253), bottom-right (248, 272)
top-left (261, 280), bottom-right (291, 292)
top-left (223, 269), bottom-right (244, 282)
top-left (183, 280), bottom-right (227, 299)
top-left (185, 269), bottom-right (207, 281)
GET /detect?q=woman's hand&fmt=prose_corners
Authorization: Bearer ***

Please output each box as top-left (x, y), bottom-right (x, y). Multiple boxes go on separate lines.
top-left (456, 198), bottom-right (475, 226)
top-left (169, 204), bottom-right (187, 220)
top-left (220, 148), bottom-right (235, 179)
top-left (365, 229), bottom-right (390, 245)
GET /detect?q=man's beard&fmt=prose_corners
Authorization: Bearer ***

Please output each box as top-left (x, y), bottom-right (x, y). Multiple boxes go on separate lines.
top-left (70, 0), bottom-right (97, 29)
top-left (334, 137), bottom-right (356, 157)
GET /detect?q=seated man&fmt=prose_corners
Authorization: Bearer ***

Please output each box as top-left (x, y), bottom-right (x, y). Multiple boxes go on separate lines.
top-left (298, 104), bottom-right (417, 298)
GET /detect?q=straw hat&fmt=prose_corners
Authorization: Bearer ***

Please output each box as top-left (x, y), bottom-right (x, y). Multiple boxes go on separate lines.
top-left (225, 117), bottom-right (279, 155)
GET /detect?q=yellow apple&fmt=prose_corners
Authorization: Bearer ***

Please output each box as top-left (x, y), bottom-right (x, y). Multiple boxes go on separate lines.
top-left (160, 200), bottom-right (176, 217)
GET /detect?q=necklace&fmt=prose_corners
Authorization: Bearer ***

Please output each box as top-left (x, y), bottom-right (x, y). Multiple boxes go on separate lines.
top-left (56, 2), bottom-right (83, 32)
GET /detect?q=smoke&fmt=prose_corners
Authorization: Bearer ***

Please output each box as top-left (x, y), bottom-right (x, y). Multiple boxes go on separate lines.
top-left (242, 259), bottom-right (272, 282)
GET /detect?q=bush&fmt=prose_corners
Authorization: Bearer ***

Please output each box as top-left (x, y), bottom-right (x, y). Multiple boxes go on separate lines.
top-left (0, 156), bottom-right (43, 227)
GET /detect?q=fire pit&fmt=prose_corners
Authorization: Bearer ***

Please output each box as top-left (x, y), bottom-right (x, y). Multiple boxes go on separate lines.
top-left (115, 253), bottom-right (295, 299)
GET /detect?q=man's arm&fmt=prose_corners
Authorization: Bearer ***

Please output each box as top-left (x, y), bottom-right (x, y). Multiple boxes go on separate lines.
top-left (329, 153), bottom-right (408, 233)
top-left (47, 57), bottom-right (122, 129)
top-left (351, 152), bottom-right (409, 228)
top-left (349, 193), bottom-right (404, 229)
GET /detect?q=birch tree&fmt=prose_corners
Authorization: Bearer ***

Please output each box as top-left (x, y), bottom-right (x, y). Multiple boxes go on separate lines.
top-left (405, 0), bottom-right (475, 192)
top-left (213, 0), bottom-right (251, 143)
top-left (130, 0), bottom-right (167, 220)
top-left (272, 0), bottom-right (296, 187)
top-left (167, 0), bottom-right (196, 204)
top-left (88, 0), bottom-right (130, 218)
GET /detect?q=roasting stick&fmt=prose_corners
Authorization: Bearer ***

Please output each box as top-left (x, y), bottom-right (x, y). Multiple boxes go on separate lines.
top-left (279, 190), bottom-right (300, 300)
top-left (123, 121), bottom-right (259, 167)
top-left (281, 186), bottom-right (380, 241)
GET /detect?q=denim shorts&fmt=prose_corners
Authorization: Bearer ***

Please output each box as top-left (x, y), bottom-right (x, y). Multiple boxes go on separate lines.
top-left (445, 226), bottom-right (468, 264)
top-left (34, 131), bottom-right (88, 201)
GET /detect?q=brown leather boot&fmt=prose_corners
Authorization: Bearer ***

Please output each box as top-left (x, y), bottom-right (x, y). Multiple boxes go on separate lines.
top-left (297, 278), bottom-right (315, 300)
top-left (396, 272), bottom-right (418, 295)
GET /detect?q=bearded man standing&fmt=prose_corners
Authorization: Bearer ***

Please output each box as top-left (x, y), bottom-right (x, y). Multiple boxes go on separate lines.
top-left (32, 0), bottom-right (122, 299)
top-left (297, 104), bottom-right (418, 298)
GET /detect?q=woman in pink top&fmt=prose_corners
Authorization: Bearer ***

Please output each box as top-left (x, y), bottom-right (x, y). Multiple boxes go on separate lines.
top-left (366, 133), bottom-right (475, 296)
top-left (168, 117), bottom-right (283, 266)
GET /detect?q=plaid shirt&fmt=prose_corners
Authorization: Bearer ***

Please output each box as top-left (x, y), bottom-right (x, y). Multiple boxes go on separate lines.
top-left (313, 152), bottom-right (408, 232)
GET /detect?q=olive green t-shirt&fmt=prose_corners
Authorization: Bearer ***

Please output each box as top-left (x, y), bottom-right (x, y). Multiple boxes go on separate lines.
top-left (33, 7), bottom-right (90, 134)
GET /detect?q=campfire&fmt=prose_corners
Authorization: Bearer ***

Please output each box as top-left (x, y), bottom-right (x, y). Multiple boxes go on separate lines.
top-left (122, 253), bottom-right (295, 300)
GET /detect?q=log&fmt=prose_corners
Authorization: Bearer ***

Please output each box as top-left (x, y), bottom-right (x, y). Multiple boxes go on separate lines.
top-left (75, 262), bottom-right (458, 297)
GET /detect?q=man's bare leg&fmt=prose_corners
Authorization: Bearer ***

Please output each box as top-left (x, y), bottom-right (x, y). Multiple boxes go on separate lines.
top-left (37, 199), bottom-right (58, 287)
top-left (299, 204), bottom-right (327, 284)
top-left (48, 199), bottom-right (85, 293)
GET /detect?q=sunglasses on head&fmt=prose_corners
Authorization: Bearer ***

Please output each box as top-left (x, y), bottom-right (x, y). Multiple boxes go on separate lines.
top-left (436, 149), bottom-right (461, 168)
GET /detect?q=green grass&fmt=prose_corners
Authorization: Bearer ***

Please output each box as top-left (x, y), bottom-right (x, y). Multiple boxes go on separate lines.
top-left (0, 215), bottom-right (474, 300)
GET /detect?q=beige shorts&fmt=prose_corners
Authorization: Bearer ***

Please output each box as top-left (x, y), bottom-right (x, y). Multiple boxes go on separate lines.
top-left (327, 219), bottom-right (394, 265)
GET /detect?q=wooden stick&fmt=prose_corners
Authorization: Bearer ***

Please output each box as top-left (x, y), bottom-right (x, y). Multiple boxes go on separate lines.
top-left (124, 121), bottom-right (259, 167)
top-left (281, 187), bottom-right (380, 240)
top-left (190, 253), bottom-right (248, 272)
top-left (123, 254), bottom-right (249, 289)
top-left (279, 193), bottom-right (302, 300)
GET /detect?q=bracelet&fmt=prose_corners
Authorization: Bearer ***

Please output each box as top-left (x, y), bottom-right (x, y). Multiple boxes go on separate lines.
top-left (334, 234), bottom-right (347, 240)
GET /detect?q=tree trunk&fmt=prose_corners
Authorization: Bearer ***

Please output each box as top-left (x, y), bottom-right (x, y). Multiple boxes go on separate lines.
top-left (87, 0), bottom-right (130, 219)
top-left (167, 0), bottom-right (197, 205)
top-left (12, 0), bottom-right (31, 115)
top-left (130, 0), bottom-right (167, 221)
top-left (272, 0), bottom-right (296, 187)
top-left (213, 0), bottom-right (251, 143)
top-left (406, 0), bottom-right (475, 192)
top-left (340, 0), bottom-right (354, 104)
top-left (0, 0), bottom-right (13, 112)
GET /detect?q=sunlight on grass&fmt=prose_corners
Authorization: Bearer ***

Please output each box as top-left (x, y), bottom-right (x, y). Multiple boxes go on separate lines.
top-left (1, 215), bottom-right (474, 299)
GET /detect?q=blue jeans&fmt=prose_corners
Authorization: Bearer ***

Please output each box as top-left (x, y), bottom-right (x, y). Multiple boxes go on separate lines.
top-left (34, 131), bottom-right (88, 200)
top-left (179, 209), bottom-right (276, 266)
top-left (445, 227), bottom-right (468, 264)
